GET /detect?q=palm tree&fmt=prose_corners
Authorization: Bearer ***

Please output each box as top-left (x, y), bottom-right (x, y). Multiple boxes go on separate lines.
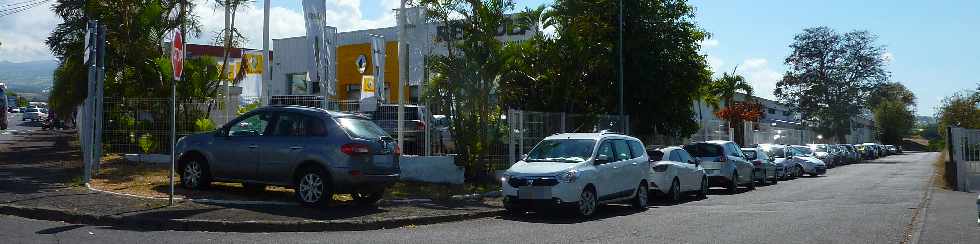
top-left (702, 67), bottom-right (754, 143)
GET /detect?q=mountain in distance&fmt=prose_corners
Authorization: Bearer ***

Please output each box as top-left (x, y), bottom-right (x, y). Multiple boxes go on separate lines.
top-left (0, 60), bottom-right (57, 94)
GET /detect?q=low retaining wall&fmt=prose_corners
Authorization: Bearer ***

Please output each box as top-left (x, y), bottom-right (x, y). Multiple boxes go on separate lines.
top-left (399, 155), bottom-right (464, 184)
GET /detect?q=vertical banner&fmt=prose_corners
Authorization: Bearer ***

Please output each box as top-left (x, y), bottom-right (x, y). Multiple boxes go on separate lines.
top-left (359, 75), bottom-right (377, 112)
top-left (323, 26), bottom-right (337, 97)
top-left (370, 35), bottom-right (386, 102)
top-left (302, 0), bottom-right (325, 94)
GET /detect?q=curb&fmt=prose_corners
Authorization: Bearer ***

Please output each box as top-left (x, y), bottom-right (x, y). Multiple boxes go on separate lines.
top-left (0, 203), bottom-right (505, 232)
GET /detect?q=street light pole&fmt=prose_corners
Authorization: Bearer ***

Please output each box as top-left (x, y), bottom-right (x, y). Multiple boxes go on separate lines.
top-left (617, 0), bottom-right (625, 132)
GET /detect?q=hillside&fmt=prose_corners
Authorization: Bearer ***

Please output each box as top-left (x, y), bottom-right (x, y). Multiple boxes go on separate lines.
top-left (0, 60), bottom-right (57, 94)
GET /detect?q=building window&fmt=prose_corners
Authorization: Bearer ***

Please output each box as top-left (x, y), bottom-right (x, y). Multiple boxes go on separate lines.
top-left (287, 74), bottom-right (308, 95)
top-left (768, 108), bottom-right (776, 114)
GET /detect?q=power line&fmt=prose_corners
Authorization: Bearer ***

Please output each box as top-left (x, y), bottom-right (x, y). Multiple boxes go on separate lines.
top-left (0, 0), bottom-right (50, 19)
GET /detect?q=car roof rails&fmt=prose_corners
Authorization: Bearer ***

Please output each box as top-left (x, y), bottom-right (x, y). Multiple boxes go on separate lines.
top-left (599, 129), bottom-right (621, 135)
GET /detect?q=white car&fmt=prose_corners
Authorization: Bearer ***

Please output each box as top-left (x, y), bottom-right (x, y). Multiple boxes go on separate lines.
top-left (807, 144), bottom-right (838, 168)
top-left (646, 147), bottom-right (708, 202)
top-left (787, 146), bottom-right (828, 176)
top-left (502, 132), bottom-right (651, 217)
top-left (683, 140), bottom-right (756, 194)
top-left (22, 107), bottom-right (47, 122)
top-left (742, 148), bottom-right (779, 185)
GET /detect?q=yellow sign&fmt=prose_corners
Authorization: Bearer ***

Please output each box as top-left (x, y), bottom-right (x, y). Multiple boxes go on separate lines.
top-left (243, 53), bottom-right (264, 74)
top-left (216, 62), bottom-right (241, 80)
top-left (362, 75), bottom-right (376, 93)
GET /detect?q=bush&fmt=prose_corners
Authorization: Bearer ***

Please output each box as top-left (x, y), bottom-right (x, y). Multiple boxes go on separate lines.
top-left (194, 118), bottom-right (216, 132)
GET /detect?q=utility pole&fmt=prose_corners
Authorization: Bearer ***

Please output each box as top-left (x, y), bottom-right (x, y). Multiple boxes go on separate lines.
top-left (397, 0), bottom-right (407, 151)
top-left (617, 0), bottom-right (625, 132)
top-left (263, 0), bottom-right (270, 106)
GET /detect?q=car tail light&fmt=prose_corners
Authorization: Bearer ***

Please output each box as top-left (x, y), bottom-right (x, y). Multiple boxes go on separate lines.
top-left (341, 143), bottom-right (370, 155)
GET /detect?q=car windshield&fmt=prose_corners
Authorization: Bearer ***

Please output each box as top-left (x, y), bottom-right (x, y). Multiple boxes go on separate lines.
top-left (337, 117), bottom-right (390, 140)
top-left (525, 139), bottom-right (596, 163)
top-left (791, 147), bottom-right (813, 156)
top-left (764, 147), bottom-right (786, 158)
top-left (683, 143), bottom-right (723, 157)
top-left (744, 151), bottom-right (758, 160)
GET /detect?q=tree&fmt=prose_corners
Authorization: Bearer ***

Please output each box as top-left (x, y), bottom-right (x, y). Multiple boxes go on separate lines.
top-left (873, 100), bottom-right (914, 145)
top-left (498, 0), bottom-right (712, 140)
top-left (46, 0), bottom-right (202, 110)
top-left (775, 27), bottom-right (889, 143)
top-left (868, 82), bottom-right (916, 108)
top-left (419, 0), bottom-right (516, 179)
top-left (936, 89), bottom-right (980, 138)
top-left (702, 70), bottom-right (756, 145)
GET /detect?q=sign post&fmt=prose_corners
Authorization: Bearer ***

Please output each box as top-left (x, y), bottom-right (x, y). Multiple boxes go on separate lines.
top-left (170, 29), bottom-right (184, 206)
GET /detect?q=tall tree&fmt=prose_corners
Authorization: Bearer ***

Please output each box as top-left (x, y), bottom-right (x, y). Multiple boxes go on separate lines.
top-left (868, 81), bottom-right (916, 108)
top-left (703, 70), bottom-right (758, 145)
top-left (46, 0), bottom-right (202, 110)
top-left (873, 100), bottom-right (914, 145)
top-left (419, 0), bottom-right (515, 179)
top-left (499, 0), bottom-right (712, 140)
top-left (775, 27), bottom-right (889, 143)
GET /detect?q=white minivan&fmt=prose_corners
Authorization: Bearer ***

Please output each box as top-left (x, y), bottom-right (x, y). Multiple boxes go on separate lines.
top-left (501, 132), bottom-right (651, 217)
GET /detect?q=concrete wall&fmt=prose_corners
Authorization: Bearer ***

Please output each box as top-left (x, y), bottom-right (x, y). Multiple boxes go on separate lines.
top-left (398, 155), bottom-right (464, 184)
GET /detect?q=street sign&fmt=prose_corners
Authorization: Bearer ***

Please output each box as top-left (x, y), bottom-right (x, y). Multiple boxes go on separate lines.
top-left (171, 30), bottom-right (184, 80)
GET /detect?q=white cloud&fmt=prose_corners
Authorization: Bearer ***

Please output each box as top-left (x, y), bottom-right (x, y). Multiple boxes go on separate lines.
top-left (882, 52), bottom-right (894, 63)
top-left (738, 58), bottom-right (782, 100)
top-left (0, 1), bottom-right (61, 62)
top-left (701, 39), bottom-right (719, 49)
top-left (191, 0), bottom-right (400, 49)
top-left (707, 56), bottom-right (725, 73)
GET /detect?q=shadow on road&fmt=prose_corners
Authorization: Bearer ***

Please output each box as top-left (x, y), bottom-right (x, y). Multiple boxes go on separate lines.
top-left (497, 204), bottom-right (644, 224)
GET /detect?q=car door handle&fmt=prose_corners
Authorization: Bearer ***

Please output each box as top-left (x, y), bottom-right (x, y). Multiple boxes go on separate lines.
top-left (290, 146), bottom-right (304, 150)
top-left (247, 145), bottom-right (258, 149)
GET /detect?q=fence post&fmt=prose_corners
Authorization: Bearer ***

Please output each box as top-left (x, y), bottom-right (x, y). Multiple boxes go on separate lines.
top-left (508, 109), bottom-right (515, 165)
top-left (518, 110), bottom-right (525, 157)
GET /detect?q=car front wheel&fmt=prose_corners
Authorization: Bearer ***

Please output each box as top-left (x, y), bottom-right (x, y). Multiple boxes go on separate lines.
top-left (697, 177), bottom-right (709, 199)
top-left (180, 159), bottom-right (211, 189)
top-left (727, 171), bottom-right (739, 194)
top-left (577, 187), bottom-right (597, 217)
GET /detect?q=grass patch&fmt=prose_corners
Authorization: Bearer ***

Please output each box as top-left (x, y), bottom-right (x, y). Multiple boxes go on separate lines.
top-left (933, 150), bottom-right (953, 189)
top-left (386, 181), bottom-right (500, 201)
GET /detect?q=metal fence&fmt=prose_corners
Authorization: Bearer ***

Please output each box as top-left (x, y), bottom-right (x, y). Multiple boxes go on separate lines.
top-left (102, 97), bottom-right (235, 154)
top-left (950, 127), bottom-right (980, 192)
top-left (503, 109), bottom-right (629, 169)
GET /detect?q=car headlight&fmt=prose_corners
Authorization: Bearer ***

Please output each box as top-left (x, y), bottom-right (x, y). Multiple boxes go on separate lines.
top-left (500, 174), bottom-right (511, 183)
top-left (557, 170), bottom-right (579, 183)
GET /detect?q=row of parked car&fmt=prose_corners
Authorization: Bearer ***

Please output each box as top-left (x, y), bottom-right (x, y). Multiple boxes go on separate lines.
top-left (501, 131), bottom-right (902, 217)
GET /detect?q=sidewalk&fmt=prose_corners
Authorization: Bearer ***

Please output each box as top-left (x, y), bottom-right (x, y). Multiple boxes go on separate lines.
top-left (917, 188), bottom-right (980, 244)
top-left (0, 130), bottom-right (503, 232)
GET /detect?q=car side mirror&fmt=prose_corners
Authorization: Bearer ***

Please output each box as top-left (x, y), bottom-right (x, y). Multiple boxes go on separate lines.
top-left (521, 154), bottom-right (528, 160)
top-left (689, 159), bottom-right (700, 166)
top-left (594, 155), bottom-right (610, 165)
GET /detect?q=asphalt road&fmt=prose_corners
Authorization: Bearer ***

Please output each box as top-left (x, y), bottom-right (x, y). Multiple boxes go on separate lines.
top-left (2, 113), bottom-right (39, 136)
top-left (0, 149), bottom-right (941, 244)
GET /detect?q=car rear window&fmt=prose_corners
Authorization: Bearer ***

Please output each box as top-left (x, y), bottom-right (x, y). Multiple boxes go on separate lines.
top-left (336, 117), bottom-right (390, 140)
top-left (683, 143), bottom-right (723, 157)
top-left (744, 150), bottom-right (757, 160)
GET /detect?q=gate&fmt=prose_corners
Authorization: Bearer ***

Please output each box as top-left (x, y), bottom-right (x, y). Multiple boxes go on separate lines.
top-left (950, 127), bottom-right (980, 192)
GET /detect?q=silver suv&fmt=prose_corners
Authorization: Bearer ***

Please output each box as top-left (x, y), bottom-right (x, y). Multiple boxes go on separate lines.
top-left (175, 106), bottom-right (400, 207)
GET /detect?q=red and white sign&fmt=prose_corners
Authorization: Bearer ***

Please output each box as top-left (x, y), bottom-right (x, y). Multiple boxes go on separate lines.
top-left (171, 29), bottom-right (184, 80)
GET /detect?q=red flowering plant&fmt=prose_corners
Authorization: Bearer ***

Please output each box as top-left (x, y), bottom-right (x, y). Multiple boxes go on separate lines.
top-left (715, 101), bottom-right (764, 126)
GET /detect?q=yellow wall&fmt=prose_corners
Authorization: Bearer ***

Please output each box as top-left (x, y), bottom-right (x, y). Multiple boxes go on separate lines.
top-left (335, 41), bottom-right (404, 101)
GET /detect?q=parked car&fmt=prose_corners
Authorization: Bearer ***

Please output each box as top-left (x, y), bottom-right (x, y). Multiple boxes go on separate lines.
top-left (9, 108), bottom-right (19, 113)
top-left (175, 105), bottom-right (400, 207)
top-left (743, 147), bottom-right (779, 185)
top-left (683, 140), bottom-right (755, 194)
top-left (22, 107), bottom-right (47, 122)
top-left (501, 132), bottom-right (651, 217)
top-left (842, 144), bottom-right (861, 164)
top-left (860, 143), bottom-right (880, 159)
top-left (647, 146), bottom-right (709, 202)
top-left (368, 104), bottom-right (429, 155)
top-left (885, 145), bottom-right (898, 155)
top-left (787, 146), bottom-right (827, 176)
top-left (807, 144), bottom-right (839, 168)
top-left (758, 144), bottom-right (802, 179)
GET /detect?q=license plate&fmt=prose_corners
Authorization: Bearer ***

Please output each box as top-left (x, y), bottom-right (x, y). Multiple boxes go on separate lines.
top-left (517, 186), bottom-right (551, 199)
top-left (373, 155), bottom-right (393, 167)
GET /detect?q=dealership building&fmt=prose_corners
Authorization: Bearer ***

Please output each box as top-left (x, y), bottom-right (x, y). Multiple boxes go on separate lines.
top-left (267, 7), bottom-right (537, 104)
